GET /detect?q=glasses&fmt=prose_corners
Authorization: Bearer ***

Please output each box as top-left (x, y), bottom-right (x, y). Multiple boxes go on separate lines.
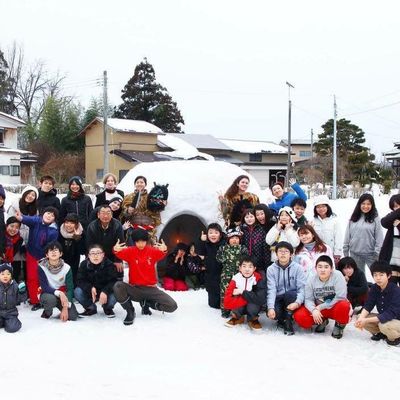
top-left (89, 251), bottom-right (104, 256)
top-left (277, 249), bottom-right (290, 254)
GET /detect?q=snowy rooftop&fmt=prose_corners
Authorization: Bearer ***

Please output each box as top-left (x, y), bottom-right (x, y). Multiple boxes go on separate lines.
top-left (280, 138), bottom-right (312, 145)
top-left (220, 138), bottom-right (288, 154)
top-left (0, 147), bottom-right (33, 155)
top-left (168, 134), bottom-right (232, 151)
top-left (0, 112), bottom-right (26, 129)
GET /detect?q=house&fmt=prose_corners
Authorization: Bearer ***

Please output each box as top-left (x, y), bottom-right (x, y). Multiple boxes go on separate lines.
top-left (383, 142), bottom-right (400, 184)
top-left (0, 112), bottom-right (36, 184)
top-left (280, 138), bottom-right (315, 162)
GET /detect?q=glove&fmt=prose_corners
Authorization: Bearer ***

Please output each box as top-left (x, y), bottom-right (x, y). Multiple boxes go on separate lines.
top-left (18, 281), bottom-right (26, 293)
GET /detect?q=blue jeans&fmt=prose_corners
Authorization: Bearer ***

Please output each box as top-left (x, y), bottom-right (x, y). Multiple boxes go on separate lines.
top-left (74, 287), bottom-right (117, 310)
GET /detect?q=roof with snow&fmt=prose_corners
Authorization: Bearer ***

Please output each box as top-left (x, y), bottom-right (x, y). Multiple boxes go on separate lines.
top-left (0, 147), bottom-right (33, 155)
top-left (166, 134), bottom-right (232, 151)
top-left (219, 138), bottom-right (288, 154)
top-left (280, 138), bottom-right (311, 145)
top-left (0, 112), bottom-right (26, 129)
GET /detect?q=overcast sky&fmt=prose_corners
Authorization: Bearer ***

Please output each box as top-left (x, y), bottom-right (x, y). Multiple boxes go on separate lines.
top-left (1, 0), bottom-right (399, 157)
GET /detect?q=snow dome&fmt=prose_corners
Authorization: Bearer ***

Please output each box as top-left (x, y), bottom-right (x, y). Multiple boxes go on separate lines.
top-left (118, 160), bottom-right (262, 249)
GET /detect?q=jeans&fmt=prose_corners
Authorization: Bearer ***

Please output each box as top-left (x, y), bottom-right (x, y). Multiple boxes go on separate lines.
top-left (74, 287), bottom-right (117, 311)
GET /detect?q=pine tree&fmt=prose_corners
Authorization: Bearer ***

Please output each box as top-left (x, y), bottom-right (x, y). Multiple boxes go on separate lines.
top-left (39, 96), bottom-right (64, 151)
top-left (114, 58), bottom-right (184, 132)
top-left (0, 49), bottom-right (15, 114)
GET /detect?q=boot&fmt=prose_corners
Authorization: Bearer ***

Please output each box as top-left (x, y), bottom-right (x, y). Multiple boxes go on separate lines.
top-left (283, 313), bottom-right (294, 335)
top-left (120, 298), bottom-right (136, 325)
top-left (314, 319), bottom-right (329, 333)
top-left (140, 299), bottom-right (152, 316)
top-left (331, 322), bottom-right (346, 339)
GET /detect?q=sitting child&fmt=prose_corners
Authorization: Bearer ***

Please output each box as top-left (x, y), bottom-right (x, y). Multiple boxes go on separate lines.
top-left (224, 256), bottom-right (263, 330)
top-left (38, 241), bottom-right (78, 321)
top-left (0, 263), bottom-right (27, 333)
top-left (355, 261), bottom-right (400, 346)
top-left (185, 243), bottom-right (205, 290)
top-left (163, 243), bottom-right (189, 291)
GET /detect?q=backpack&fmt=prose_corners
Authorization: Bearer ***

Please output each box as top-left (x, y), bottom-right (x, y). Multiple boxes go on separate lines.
top-left (147, 183), bottom-right (169, 212)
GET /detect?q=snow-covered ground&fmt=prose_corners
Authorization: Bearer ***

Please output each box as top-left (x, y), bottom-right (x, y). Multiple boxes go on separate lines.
top-left (2, 191), bottom-right (400, 399)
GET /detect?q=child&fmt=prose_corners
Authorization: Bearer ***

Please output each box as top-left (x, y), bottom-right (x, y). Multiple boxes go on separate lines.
top-left (58, 213), bottom-right (85, 285)
top-left (185, 243), bottom-right (205, 290)
top-left (268, 178), bottom-right (307, 215)
top-left (216, 226), bottom-right (248, 317)
top-left (267, 241), bottom-right (306, 335)
top-left (0, 263), bottom-right (27, 333)
top-left (379, 194), bottom-right (400, 286)
top-left (294, 255), bottom-right (351, 339)
top-left (15, 206), bottom-right (59, 310)
top-left (196, 223), bottom-right (226, 310)
top-left (163, 243), bottom-right (189, 291)
top-left (266, 206), bottom-right (300, 262)
top-left (37, 175), bottom-right (61, 214)
top-left (74, 244), bottom-right (121, 317)
top-left (290, 198), bottom-right (308, 227)
top-left (224, 256), bottom-right (263, 330)
top-left (3, 217), bottom-right (24, 282)
top-left (113, 229), bottom-right (177, 325)
top-left (337, 256), bottom-right (368, 308)
top-left (355, 261), bottom-right (400, 345)
top-left (38, 241), bottom-right (78, 321)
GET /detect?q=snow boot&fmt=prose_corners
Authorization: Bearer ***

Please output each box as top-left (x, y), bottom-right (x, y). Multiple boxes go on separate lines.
top-left (315, 319), bottom-right (329, 333)
top-left (283, 313), bottom-right (295, 335)
top-left (331, 322), bottom-right (346, 339)
top-left (370, 332), bottom-right (387, 341)
top-left (120, 298), bottom-right (136, 325)
top-left (140, 299), bottom-right (152, 316)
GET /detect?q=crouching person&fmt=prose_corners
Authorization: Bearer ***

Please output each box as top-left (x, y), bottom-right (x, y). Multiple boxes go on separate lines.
top-left (224, 256), bottom-right (265, 331)
top-left (74, 244), bottom-right (122, 318)
top-left (355, 261), bottom-right (400, 346)
top-left (294, 255), bottom-right (351, 339)
top-left (38, 241), bottom-right (78, 321)
top-left (113, 229), bottom-right (177, 326)
top-left (0, 263), bottom-right (27, 333)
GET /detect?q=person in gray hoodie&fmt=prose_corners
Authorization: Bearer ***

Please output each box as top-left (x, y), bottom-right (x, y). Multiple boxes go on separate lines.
top-left (266, 241), bottom-right (306, 335)
top-left (293, 255), bottom-right (351, 339)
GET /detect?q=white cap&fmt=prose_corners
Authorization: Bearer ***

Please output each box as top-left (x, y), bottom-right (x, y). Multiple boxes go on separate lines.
top-left (313, 194), bottom-right (330, 207)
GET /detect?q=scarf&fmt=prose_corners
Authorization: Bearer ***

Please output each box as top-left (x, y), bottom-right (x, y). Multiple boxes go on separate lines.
top-left (68, 190), bottom-right (83, 199)
top-left (60, 222), bottom-right (83, 239)
top-left (42, 258), bottom-right (65, 275)
top-left (4, 233), bottom-right (21, 263)
top-left (304, 242), bottom-right (316, 252)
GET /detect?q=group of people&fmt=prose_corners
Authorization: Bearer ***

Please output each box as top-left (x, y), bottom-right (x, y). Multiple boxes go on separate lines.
top-left (0, 173), bottom-right (399, 348)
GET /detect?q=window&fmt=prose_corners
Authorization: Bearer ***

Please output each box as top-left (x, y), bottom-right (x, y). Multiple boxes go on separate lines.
top-left (0, 165), bottom-right (10, 175)
top-left (249, 153), bottom-right (262, 162)
top-left (10, 165), bottom-right (20, 176)
top-left (299, 151), bottom-right (312, 158)
top-left (0, 128), bottom-right (4, 145)
top-left (119, 170), bottom-right (129, 182)
top-left (96, 169), bottom-right (104, 180)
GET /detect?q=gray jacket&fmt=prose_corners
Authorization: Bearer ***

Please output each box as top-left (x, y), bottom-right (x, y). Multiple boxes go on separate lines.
top-left (0, 280), bottom-right (27, 316)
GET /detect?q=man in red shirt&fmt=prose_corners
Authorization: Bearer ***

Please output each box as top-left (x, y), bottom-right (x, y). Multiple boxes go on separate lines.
top-left (113, 229), bottom-right (177, 325)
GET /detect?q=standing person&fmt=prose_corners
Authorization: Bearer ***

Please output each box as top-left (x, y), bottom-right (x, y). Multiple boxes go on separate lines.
top-left (312, 195), bottom-right (343, 265)
top-left (113, 229), bottom-right (177, 325)
top-left (266, 242), bottom-right (306, 335)
top-left (94, 173), bottom-right (124, 208)
top-left (294, 255), bottom-right (351, 339)
top-left (2, 217), bottom-right (24, 282)
top-left (0, 184), bottom-right (7, 259)
top-left (196, 223), bottom-right (226, 310)
top-left (379, 194), bottom-right (400, 286)
top-left (90, 196), bottom-right (123, 222)
top-left (343, 193), bottom-right (383, 273)
top-left (37, 175), bottom-right (61, 214)
top-left (219, 175), bottom-right (259, 228)
top-left (59, 176), bottom-right (93, 231)
top-left (268, 178), bottom-right (307, 215)
top-left (355, 261), bottom-right (400, 346)
top-left (294, 224), bottom-right (333, 277)
top-left (163, 243), bottom-right (189, 292)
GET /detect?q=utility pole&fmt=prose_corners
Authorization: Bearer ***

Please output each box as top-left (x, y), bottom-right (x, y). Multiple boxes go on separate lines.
top-left (310, 128), bottom-right (314, 169)
top-left (286, 81), bottom-right (295, 185)
top-left (103, 70), bottom-right (109, 175)
top-left (332, 95), bottom-right (337, 200)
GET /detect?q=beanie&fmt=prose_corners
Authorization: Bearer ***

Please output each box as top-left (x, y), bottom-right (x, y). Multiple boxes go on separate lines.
top-left (226, 226), bottom-right (243, 238)
top-left (69, 176), bottom-right (84, 192)
top-left (314, 195), bottom-right (330, 207)
top-left (0, 263), bottom-right (13, 274)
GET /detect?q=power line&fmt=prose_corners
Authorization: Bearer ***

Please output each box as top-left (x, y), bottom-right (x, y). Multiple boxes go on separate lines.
top-left (344, 100), bottom-right (400, 116)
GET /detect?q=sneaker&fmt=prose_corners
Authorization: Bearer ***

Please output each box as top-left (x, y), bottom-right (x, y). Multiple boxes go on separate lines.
top-left (79, 308), bottom-right (97, 317)
top-left (386, 337), bottom-right (400, 346)
top-left (283, 318), bottom-right (295, 335)
top-left (103, 308), bottom-right (115, 318)
top-left (371, 332), bottom-right (387, 341)
top-left (31, 304), bottom-right (42, 311)
top-left (315, 319), bottom-right (329, 333)
top-left (225, 316), bottom-right (245, 327)
top-left (248, 318), bottom-right (262, 331)
top-left (41, 310), bottom-right (52, 319)
top-left (331, 322), bottom-right (346, 339)
top-left (140, 300), bottom-right (152, 316)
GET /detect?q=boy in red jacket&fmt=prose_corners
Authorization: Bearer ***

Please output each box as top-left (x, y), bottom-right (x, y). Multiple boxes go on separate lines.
top-left (224, 256), bottom-right (263, 330)
top-left (113, 228), bottom-right (177, 325)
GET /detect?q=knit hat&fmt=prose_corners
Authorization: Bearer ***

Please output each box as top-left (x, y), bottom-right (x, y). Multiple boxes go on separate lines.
top-left (314, 195), bottom-right (330, 207)
top-left (130, 228), bottom-right (149, 242)
top-left (64, 213), bottom-right (79, 223)
top-left (226, 226), bottom-right (243, 238)
top-left (69, 176), bottom-right (84, 193)
top-left (0, 263), bottom-right (13, 274)
top-left (278, 206), bottom-right (297, 223)
top-left (108, 196), bottom-right (123, 204)
top-left (0, 184), bottom-right (5, 199)
top-left (6, 216), bottom-right (21, 226)
top-left (275, 241), bottom-right (294, 254)
top-left (21, 184), bottom-right (39, 199)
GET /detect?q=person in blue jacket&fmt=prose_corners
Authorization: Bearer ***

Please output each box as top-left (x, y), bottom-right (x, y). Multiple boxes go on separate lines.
top-left (268, 178), bottom-right (307, 215)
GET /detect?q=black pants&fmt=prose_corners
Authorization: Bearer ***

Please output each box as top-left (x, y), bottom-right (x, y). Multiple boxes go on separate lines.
top-left (274, 290), bottom-right (297, 322)
top-left (232, 303), bottom-right (261, 320)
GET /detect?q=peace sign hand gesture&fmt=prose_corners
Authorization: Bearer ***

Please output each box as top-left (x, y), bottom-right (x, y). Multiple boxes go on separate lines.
top-left (154, 239), bottom-right (167, 252)
top-left (113, 239), bottom-right (127, 252)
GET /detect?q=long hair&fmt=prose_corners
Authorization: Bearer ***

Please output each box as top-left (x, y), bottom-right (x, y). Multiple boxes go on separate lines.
top-left (350, 193), bottom-right (378, 223)
top-left (296, 224), bottom-right (327, 254)
top-left (313, 204), bottom-right (333, 218)
top-left (19, 190), bottom-right (37, 216)
top-left (224, 175), bottom-right (249, 200)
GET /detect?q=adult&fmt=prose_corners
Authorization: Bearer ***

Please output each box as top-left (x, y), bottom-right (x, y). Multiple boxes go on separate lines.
top-left (268, 178), bottom-right (307, 215)
top-left (94, 173), bottom-right (124, 208)
top-left (0, 184), bottom-right (6, 258)
top-left (86, 205), bottom-right (125, 273)
top-left (37, 175), bottom-right (61, 214)
top-left (219, 175), bottom-right (259, 228)
top-left (343, 193), bottom-right (383, 273)
top-left (90, 196), bottom-right (123, 222)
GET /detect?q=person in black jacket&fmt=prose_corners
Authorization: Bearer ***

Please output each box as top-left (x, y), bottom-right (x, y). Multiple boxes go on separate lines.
top-left (37, 175), bottom-right (61, 215)
top-left (74, 244), bottom-right (122, 317)
top-left (89, 196), bottom-right (123, 222)
top-left (379, 194), bottom-right (400, 286)
top-left (94, 173), bottom-right (124, 208)
top-left (163, 243), bottom-right (189, 291)
top-left (337, 256), bottom-right (369, 308)
top-left (59, 176), bottom-right (93, 231)
top-left (0, 184), bottom-right (6, 259)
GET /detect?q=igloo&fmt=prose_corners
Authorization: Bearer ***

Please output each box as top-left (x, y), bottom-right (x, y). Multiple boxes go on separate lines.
top-left (118, 160), bottom-right (262, 249)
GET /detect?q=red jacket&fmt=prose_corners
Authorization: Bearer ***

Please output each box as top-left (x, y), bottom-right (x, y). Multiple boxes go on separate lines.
top-left (114, 246), bottom-right (166, 286)
top-left (224, 271), bottom-right (262, 310)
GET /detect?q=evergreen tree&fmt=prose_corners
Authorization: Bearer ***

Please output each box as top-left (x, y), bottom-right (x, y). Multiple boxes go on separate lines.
top-left (0, 49), bottom-right (15, 114)
top-left (39, 96), bottom-right (64, 151)
top-left (114, 58), bottom-right (184, 132)
top-left (63, 103), bottom-right (84, 152)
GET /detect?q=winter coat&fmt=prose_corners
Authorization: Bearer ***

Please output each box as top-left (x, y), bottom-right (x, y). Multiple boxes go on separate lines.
top-left (94, 189), bottom-right (124, 208)
top-left (220, 192), bottom-right (259, 227)
top-left (58, 223), bottom-right (86, 272)
top-left (2, 232), bottom-right (24, 263)
top-left (379, 208), bottom-right (400, 273)
top-left (37, 188), bottom-right (61, 214)
top-left (268, 183), bottom-right (307, 214)
top-left (21, 215), bottom-right (58, 260)
top-left (0, 207), bottom-right (5, 257)
top-left (186, 254), bottom-right (204, 274)
top-left (76, 258), bottom-right (122, 296)
top-left (313, 215), bottom-right (343, 256)
top-left (294, 243), bottom-right (334, 277)
top-left (343, 217), bottom-right (383, 258)
top-left (345, 267), bottom-right (368, 299)
top-left (59, 193), bottom-right (93, 231)
top-left (266, 260), bottom-right (306, 310)
top-left (241, 224), bottom-right (270, 271)
top-left (216, 244), bottom-right (248, 278)
top-left (165, 253), bottom-right (187, 281)
top-left (0, 280), bottom-right (27, 316)
top-left (266, 223), bottom-right (300, 262)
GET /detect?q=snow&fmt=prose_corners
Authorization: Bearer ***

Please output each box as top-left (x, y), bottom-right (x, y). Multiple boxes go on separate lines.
top-left (99, 117), bottom-right (163, 134)
top-left (219, 138), bottom-right (288, 154)
top-left (3, 183), bottom-right (400, 399)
